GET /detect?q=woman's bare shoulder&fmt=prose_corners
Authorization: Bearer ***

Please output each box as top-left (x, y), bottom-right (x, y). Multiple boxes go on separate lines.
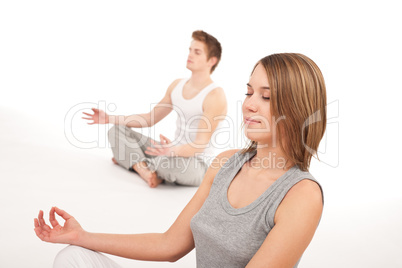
top-left (203, 149), bottom-right (240, 185)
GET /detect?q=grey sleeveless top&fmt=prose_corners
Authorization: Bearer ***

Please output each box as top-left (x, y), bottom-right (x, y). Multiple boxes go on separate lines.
top-left (190, 150), bottom-right (323, 268)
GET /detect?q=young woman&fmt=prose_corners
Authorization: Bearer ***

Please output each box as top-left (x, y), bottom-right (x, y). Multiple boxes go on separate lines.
top-left (34, 53), bottom-right (327, 268)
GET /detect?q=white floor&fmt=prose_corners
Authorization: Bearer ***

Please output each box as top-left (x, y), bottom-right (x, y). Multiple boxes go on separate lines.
top-left (1, 107), bottom-right (402, 268)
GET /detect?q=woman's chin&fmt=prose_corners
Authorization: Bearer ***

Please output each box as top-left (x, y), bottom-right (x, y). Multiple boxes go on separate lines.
top-left (244, 129), bottom-right (271, 143)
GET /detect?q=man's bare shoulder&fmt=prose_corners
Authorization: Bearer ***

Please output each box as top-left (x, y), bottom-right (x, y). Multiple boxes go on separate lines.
top-left (165, 78), bottom-right (183, 95)
top-left (206, 86), bottom-right (225, 98)
top-left (169, 78), bottom-right (183, 89)
top-left (203, 86), bottom-right (227, 112)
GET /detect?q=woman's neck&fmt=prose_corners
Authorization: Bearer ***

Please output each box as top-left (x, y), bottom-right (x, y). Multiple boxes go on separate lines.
top-left (250, 144), bottom-right (294, 171)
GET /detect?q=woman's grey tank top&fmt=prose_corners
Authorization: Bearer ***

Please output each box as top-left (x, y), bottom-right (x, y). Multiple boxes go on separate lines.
top-left (190, 150), bottom-right (323, 268)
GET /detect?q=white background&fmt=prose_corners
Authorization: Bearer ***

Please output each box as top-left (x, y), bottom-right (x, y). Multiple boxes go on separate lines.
top-left (1, 0), bottom-right (401, 267)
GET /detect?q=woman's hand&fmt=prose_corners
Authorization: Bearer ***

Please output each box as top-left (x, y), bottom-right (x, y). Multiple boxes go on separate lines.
top-left (82, 108), bottom-right (109, 124)
top-left (145, 134), bottom-right (174, 156)
top-left (34, 207), bottom-right (84, 244)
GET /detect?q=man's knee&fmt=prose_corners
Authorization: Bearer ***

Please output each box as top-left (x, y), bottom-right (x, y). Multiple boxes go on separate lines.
top-left (107, 125), bottom-right (122, 140)
top-left (176, 161), bottom-right (207, 186)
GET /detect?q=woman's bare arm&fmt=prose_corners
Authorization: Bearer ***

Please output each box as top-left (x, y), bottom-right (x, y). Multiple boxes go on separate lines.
top-left (34, 149), bottom-right (238, 262)
top-left (246, 179), bottom-right (323, 268)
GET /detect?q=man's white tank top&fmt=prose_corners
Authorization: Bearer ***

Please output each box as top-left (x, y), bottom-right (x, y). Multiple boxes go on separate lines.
top-left (170, 78), bottom-right (222, 163)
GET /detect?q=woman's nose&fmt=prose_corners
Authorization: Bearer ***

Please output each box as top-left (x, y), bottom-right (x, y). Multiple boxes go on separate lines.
top-left (244, 98), bottom-right (257, 112)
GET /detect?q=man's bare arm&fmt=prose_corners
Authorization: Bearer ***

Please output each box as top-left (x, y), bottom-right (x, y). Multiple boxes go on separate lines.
top-left (110, 79), bottom-right (180, 128)
top-left (83, 79), bottom-right (181, 128)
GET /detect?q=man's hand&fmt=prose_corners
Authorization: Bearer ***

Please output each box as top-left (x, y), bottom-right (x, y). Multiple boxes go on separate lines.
top-left (82, 108), bottom-right (109, 125)
top-left (34, 207), bottom-right (84, 244)
top-left (145, 134), bottom-right (174, 157)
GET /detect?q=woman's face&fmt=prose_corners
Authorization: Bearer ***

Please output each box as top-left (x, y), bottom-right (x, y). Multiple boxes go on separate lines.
top-left (242, 63), bottom-right (275, 145)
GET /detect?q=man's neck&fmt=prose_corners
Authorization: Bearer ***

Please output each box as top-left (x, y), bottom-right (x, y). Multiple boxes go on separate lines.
top-left (188, 69), bottom-right (213, 88)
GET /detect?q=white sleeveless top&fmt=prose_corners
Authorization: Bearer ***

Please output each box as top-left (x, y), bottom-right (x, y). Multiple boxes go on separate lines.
top-left (170, 78), bottom-right (222, 163)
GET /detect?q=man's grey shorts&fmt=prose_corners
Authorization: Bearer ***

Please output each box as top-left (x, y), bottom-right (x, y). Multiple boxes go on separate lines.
top-left (108, 125), bottom-right (208, 186)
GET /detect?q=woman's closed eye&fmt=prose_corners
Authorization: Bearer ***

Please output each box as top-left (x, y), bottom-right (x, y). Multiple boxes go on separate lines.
top-left (245, 92), bottom-right (270, 100)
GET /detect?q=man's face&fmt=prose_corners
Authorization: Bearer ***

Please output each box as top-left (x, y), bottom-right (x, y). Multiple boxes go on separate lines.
top-left (186, 40), bottom-right (210, 72)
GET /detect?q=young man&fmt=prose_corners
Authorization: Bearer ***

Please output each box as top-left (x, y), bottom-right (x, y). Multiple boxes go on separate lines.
top-left (83, 30), bottom-right (227, 188)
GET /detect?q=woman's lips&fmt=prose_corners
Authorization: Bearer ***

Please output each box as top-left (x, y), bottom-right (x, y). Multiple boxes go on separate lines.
top-left (244, 117), bottom-right (261, 124)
